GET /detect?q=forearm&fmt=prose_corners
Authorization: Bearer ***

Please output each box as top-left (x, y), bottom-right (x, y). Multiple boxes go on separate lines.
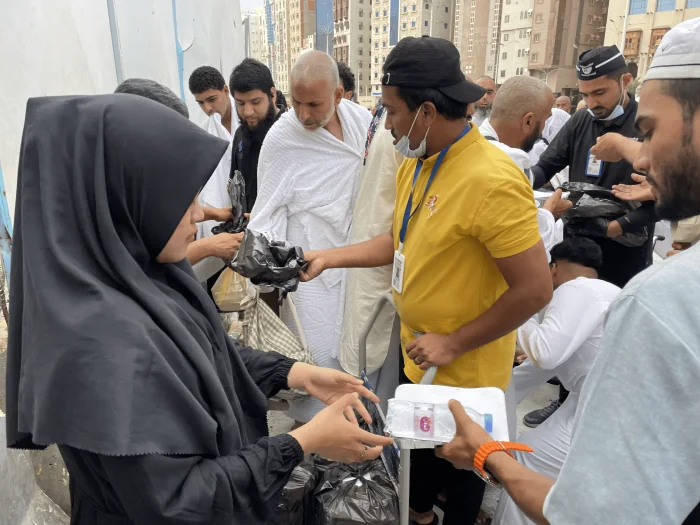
top-left (451, 284), bottom-right (551, 354)
top-left (615, 136), bottom-right (643, 165)
top-left (616, 202), bottom-right (658, 234)
top-left (201, 207), bottom-right (220, 222)
top-left (187, 238), bottom-right (214, 265)
top-left (486, 452), bottom-right (554, 525)
top-left (311, 232), bottom-right (394, 270)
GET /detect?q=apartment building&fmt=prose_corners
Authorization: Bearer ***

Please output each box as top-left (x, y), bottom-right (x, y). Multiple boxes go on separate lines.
top-left (243, 8), bottom-right (270, 66)
top-left (288, 0), bottom-right (317, 67)
top-left (528, 0), bottom-right (610, 94)
top-left (369, 0), bottom-right (455, 100)
top-left (457, 0), bottom-right (490, 78)
top-left (604, 0), bottom-right (700, 78)
top-left (265, 0), bottom-right (277, 82)
top-left (332, 0), bottom-right (373, 106)
top-left (495, 0), bottom-right (534, 80)
top-left (274, 0), bottom-right (291, 94)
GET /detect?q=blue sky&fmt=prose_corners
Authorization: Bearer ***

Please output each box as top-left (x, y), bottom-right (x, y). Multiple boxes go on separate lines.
top-left (241, 0), bottom-right (264, 11)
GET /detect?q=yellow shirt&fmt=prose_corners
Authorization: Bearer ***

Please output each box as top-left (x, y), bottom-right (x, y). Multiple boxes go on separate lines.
top-left (393, 125), bottom-right (540, 391)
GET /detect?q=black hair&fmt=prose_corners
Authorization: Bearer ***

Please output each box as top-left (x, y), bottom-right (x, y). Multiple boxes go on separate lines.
top-left (550, 237), bottom-right (603, 273)
top-left (336, 61), bottom-right (356, 95)
top-left (229, 58), bottom-right (275, 96)
top-left (605, 64), bottom-right (630, 83)
top-left (188, 66), bottom-right (225, 94)
top-left (661, 79), bottom-right (700, 144)
top-left (115, 78), bottom-right (189, 118)
top-left (395, 86), bottom-right (469, 121)
top-left (276, 91), bottom-right (288, 109)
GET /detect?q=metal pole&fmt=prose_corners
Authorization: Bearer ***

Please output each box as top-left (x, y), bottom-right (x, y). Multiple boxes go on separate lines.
top-left (619, 0), bottom-right (631, 50)
top-left (399, 443), bottom-right (411, 525)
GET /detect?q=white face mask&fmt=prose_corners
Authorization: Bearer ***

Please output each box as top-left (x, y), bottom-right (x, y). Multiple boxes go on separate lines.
top-left (588, 80), bottom-right (625, 122)
top-left (394, 107), bottom-right (431, 158)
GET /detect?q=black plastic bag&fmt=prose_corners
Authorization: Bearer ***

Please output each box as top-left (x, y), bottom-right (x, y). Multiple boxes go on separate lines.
top-left (561, 182), bottom-right (648, 247)
top-left (314, 459), bottom-right (399, 525)
top-left (270, 456), bottom-right (318, 525)
top-left (229, 229), bottom-right (306, 293)
top-left (211, 170), bottom-right (249, 235)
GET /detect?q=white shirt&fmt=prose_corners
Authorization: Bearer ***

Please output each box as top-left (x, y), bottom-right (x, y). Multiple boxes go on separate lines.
top-left (518, 277), bottom-right (621, 394)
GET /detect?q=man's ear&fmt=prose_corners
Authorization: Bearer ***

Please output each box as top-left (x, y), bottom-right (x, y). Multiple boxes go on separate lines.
top-left (522, 111), bottom-right (535, 134)
top-left (422, 101), bottom-right (438, 127)
top-left (224, 85), bottom-right (230, 97)
top-left (270, 87), bottom-right (278, 105)
top-left (334, 86), bottom-right (344, 106)
top-left (621, 72), bottom-right (634, 91)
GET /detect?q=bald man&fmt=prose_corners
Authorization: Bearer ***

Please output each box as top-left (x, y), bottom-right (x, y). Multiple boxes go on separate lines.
top-left (473, 75), bottom-right (497, 125)
top-left (248, 51), bottom-right (372, 425)
top-left (555, 95), bottom-right (573, 114)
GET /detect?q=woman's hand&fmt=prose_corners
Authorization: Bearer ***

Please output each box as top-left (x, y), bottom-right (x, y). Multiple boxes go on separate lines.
top-left (288, 363), bottom-right (380, 423)
top-left (289, 393), bottom-right (394, 462)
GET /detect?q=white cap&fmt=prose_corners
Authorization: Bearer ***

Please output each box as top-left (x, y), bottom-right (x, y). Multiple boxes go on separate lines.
top-left (645, 17), bottom-right (700, 81)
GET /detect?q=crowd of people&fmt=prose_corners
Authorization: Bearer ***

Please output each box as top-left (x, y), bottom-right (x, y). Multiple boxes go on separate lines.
top-left (5, 16), bottom-right (700, 525)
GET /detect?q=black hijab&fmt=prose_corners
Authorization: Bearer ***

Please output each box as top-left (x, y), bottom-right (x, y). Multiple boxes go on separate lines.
top-left (6, 94), bottom-right (270, 456)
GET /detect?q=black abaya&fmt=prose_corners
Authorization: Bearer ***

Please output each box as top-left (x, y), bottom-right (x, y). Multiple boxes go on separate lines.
top-left (6, 94), bottom-right (304, 524)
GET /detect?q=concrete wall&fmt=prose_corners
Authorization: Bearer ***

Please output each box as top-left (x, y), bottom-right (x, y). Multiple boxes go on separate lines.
top-left (0, 0), bottom-right (244, 219)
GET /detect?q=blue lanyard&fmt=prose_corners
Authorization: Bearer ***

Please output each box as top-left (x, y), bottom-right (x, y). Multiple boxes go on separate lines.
top-left (398, 125), bottom-right (471, 247)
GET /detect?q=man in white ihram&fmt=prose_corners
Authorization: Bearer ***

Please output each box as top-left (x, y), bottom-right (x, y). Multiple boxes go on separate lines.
top-left (248, 51), bottom-right (372, 425)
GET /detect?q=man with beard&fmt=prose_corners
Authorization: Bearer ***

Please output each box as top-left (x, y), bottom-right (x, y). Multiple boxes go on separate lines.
top-left (473, 75), bottom-right (497, 126)
top-left (554, 96), bottom-right (572, 114)
top-left (248, 51), bottom-right (372, 425)
top-left (530, 46), bottom-right (656, 290)
top-left (229, 58), bottom-right (284, 212)
top-left (435, 19), bottom-right (700, 524)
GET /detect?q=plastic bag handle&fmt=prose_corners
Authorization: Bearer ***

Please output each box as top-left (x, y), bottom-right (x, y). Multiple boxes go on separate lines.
top-left (285, 292), bottom-right (309, 352)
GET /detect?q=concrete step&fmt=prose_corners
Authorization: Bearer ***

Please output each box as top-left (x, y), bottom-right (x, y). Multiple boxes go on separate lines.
top-left (1, 412), bottom-right (69, 525)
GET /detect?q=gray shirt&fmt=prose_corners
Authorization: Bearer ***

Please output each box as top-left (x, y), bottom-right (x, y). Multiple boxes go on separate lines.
top-left (543, 245), bottom-right (700, 524)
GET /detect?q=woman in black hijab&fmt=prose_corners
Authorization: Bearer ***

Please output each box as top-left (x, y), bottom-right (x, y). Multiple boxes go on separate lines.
top-left (5, 94), bottom-right (392, 524)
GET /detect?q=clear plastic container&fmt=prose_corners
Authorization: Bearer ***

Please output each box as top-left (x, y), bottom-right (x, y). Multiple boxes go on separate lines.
top-left (386, 399), bottom-right (493, 442)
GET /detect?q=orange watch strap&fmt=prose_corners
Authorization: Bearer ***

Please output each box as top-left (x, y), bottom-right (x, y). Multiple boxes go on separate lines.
top-left (473, 441), bottom-right (534, 478)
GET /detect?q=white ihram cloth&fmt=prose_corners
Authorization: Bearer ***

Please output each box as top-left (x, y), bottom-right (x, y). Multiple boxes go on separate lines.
top-left (478, 120), bottom-right (564, 259)
top-left (494, 277), bottom-right (620, 525)
top-left (529, 109), bottom-right (571, 189)
top-left (340, 112), bottom-right (401, 378)
top-left (193, 102), bottom-right (241, 282)
top-left (249, 99), bottom-right (372, 422)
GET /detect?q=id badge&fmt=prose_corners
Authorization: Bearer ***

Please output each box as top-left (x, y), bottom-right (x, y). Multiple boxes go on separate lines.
top-left (586, 151), bottom-right (603, 178)
top-left (392, 250), bottom-right (405, 294)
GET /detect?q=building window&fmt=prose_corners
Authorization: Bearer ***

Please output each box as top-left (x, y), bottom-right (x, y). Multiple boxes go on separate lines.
top-left (444, 22), bottom-right (448, 28)
top-left (425, 3), bottom-right (429, 8)
top-left (629, 0), bottom-right (647, 13)
top-left (531, 53), bottom-right (538, 62)
top-left (403, 4), bottom-right (408, 11)
top-left (375, 41), bottom-right (379, 48)
top-left (403, 21), bottom-right (407, 27)
top-left (445, 6), bottom-right (449, 11)
top-left (424, 20), bottom-right (428, 26)
top-left (534, 33), bottom-right (541, 43)
top-left (587, 14), bottom-right (593, 24)
top-left (375, 56), bottom-right (379, 63)
top-left (359, 22), bottom-right (364, 29)
top-left (688, 0), bottom-right (700, 6)
top-left (505, 14), bottom-right (510, 22)
top-left (412, 19), bottom-right (416, 26)
top-left (412, 3), bottom-right (417, 10)
top-left (383, 8), bottom-right (388, 15)
top-left (503, 33), bottom-right (509, 41)
top-left (359, 47), bottom-right (363, 55)
top-left (624, 30), bottom-right (642, 56)
top-left (375, 10), bottom-right (380, 16)
top-left (500, 70), bottom-right (506, 77)
top-left (657, 0), bottom-right (675, 9)
top-left (487, 65), bottom-right (493, 71)
top-left (520, 10), bottom-right (524, 18)
top-left (359, 9), bottom-right (364, 16)
top-left (536, 14), bottom-right (543, 23)
top-left (374, 72), bottom-right (378, 78)
top-left (649, 28), bottom-right (669, 54)
top-left (383, 40), bottom-right (388, 47)
top-left (383, 24), bottom-right (387, 31)
top-left (502, 51), bottom-right (507, 59)
top-left (375, 26), bottom-right (379, 32)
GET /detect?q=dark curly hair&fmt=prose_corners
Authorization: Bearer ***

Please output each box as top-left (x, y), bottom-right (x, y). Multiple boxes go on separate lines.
top-left (188, 66), bottom-right (226, 94)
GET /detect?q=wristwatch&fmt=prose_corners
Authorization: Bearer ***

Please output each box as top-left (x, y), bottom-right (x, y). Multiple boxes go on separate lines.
top-left (473, 441), bottom-right (534, 488)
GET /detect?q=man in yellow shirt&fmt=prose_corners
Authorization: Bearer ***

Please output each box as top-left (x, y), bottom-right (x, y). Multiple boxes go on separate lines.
top-left (302, 36), bottom-right (552, 525)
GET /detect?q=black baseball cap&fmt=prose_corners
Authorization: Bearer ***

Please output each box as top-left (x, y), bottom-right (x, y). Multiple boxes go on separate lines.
top-left (382, 36), bottom-right (486, 104)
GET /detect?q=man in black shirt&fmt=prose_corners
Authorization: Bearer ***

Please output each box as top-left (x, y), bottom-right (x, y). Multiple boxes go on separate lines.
top-left (229, 59), bottom-right (285, 212)
top-left (531, 46), bottom-right (655, 288)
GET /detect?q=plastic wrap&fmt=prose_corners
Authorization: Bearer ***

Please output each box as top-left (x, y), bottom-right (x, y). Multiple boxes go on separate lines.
top-left (561, 182), bottom-right (648, 247)
top-left (229, 229), bottom-right (306, 293)
top-left (211, 268), bottom-right (254, 312)
top-left (314, 459), bottom-right (399, 525)
top-left (270, 456), bottom-right (318, 525)
top-left (386, 399), bottom-right (492, 443)
top-left (211, 170), bottom-right (249, 235)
